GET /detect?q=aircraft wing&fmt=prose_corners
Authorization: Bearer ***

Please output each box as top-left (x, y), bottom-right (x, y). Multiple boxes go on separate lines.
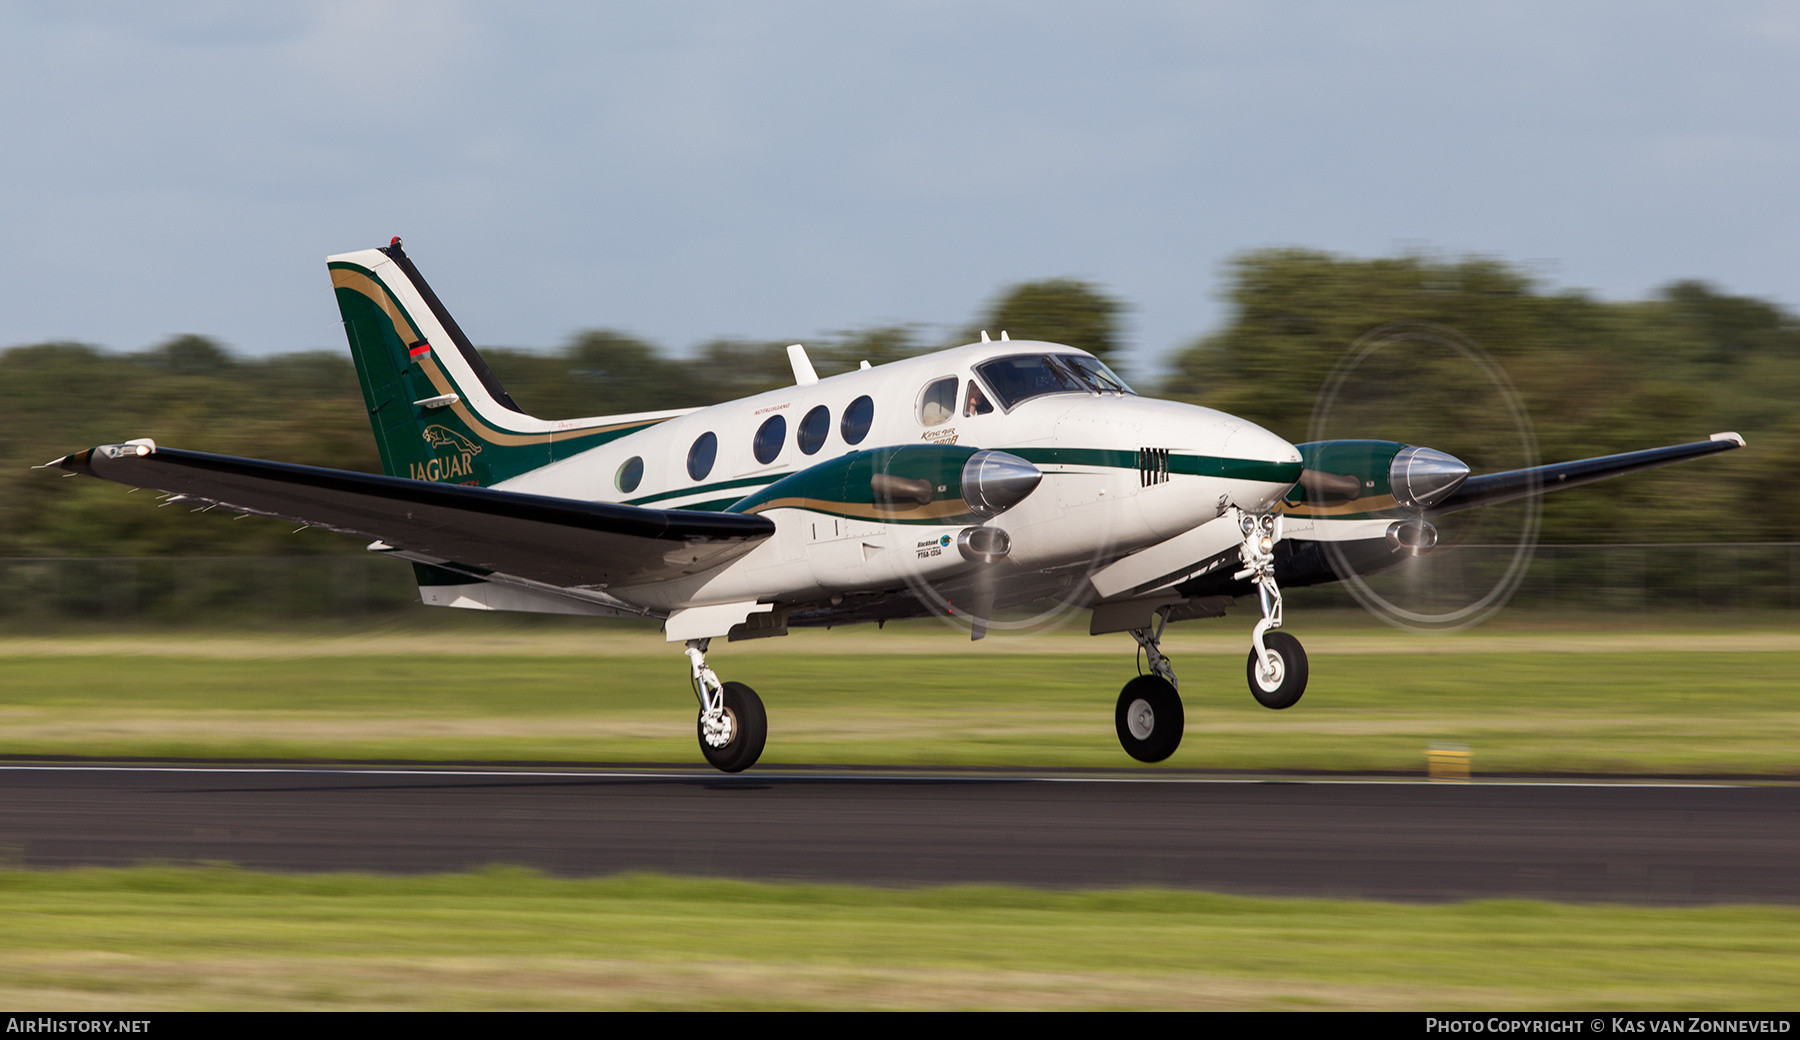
top-left (1428, 433), bottom-right (1746, 514)
top-left (49, 442), bottom-right (774, 589)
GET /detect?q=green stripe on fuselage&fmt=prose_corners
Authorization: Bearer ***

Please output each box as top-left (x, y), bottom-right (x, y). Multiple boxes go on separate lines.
top-left (626, 475), bottom-right (778, 507)
top-left (1007, 447), bottom-right (1137, 470)
top-left (1008, 447), bottom-right (1301, 484)
top-left (673, 497), bottom-right (755, 512)
top-left (623, 448), bottom-right (1300, 518)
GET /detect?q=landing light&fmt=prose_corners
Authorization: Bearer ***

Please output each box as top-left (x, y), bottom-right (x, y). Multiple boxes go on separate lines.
top-left (957, 526), bottom-right (1011, 563)
top-left (96, 439), bottom-right (157, 460)
top-left (1385, 519), bottom-right (1439, 556)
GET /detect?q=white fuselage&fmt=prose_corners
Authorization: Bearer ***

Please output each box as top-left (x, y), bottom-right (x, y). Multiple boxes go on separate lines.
top-left (496, 340), bottom-right (1302, 616)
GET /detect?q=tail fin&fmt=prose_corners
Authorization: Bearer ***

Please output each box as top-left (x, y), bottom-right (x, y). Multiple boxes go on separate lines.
top-left (327, 237), bottom-right (679, 486)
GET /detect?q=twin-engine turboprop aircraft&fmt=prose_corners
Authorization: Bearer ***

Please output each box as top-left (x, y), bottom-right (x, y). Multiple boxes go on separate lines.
top-left (49, 240), bottom-right (1746, 771)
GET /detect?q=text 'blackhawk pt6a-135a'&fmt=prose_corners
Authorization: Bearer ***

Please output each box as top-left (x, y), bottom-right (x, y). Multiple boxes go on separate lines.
top-left (49, 239), bottom-right (1746, 771)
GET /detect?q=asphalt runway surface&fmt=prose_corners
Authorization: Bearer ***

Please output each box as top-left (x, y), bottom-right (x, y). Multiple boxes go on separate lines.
top-left (2, 764), bottom-right (1795, 904)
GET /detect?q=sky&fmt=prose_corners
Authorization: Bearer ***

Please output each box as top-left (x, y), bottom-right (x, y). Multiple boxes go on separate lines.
top-left (3, 1), bottom-right (1797, 377)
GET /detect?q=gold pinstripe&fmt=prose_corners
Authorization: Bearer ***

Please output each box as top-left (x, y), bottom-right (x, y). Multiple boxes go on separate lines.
top-left (330, 268), bottom-right (420, 341)
top-left (739, 497), bottom-right (975, 522)
top-left (1279, 493), bottom-right (1399, 517)
top-left (332, 266), bottom-right (671, 448)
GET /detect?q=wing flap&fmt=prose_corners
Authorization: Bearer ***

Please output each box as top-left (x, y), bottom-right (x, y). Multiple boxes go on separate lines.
top-left (53, 444), bottom-right (773, 589)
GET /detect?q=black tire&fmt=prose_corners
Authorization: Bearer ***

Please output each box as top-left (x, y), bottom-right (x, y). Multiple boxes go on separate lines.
top-left (1246, 631), bottom-right (1308, 709)
top-left (1114, 674), bottom-right (1184, 763)
top-left (698, 681), bottom-right (767, 773)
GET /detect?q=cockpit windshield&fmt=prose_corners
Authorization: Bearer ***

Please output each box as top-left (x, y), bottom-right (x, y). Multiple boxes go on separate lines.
top-left (1063, 355), bottom-right (1133, 395)
top-left (974, 354), bottom-right (1136, 409)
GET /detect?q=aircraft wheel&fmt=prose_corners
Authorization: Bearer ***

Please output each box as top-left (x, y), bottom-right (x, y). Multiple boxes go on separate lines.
top-left (698, 681), bottom-right (767, 773)
top-left (1247, 631), bottom-right (1308, 709)
top-left (1115, 675), bottom-right (1183, 763)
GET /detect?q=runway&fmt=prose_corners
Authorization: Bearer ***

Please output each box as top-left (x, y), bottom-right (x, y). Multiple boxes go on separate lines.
top-left (2, 763), bottom-right (1795, 904)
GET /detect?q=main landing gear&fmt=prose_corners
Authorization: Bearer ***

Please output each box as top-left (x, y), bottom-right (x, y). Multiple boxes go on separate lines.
top-left (1116, 613), bottom-right (1183, 762)
top-left (1109, 509), bottom-right (1310, 763)
top-left (685, 638), bottom-right (767, 773)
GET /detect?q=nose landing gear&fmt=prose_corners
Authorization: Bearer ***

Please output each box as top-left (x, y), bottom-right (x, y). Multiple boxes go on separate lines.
top-left (686, 638), bottom-right (767, 773)
top-left (1247, 630), bottom-right (1308, 709)
top-left (1234, 509), bottom-right (1308, 710)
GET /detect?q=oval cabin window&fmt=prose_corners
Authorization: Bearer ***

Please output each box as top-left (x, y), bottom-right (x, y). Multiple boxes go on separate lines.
top-left (687, 432), bottom-right (718, 481)
top-left (616, 456), bottom-right (644, 493)
top-left (797, 405), bottom-right (830, 455)
top-left (753, 414), bottom-right (787, 465)
top-left (841, 395), bottom-right (874, 445)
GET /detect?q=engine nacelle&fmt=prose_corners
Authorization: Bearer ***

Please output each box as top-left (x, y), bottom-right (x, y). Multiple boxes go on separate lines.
top-left (727, 444), bottom-right (1042, 524)
top-left (1284, 440), bottom-right (1468, 517)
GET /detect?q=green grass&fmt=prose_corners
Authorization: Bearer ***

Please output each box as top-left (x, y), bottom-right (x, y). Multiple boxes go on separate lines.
top-left (0, 866), bottom-right (1794, 1009)
top-left (0, 646), bottom-right (1795, 773)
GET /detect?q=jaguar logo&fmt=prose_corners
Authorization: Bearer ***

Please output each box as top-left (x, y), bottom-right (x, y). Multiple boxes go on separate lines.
top-left (422, 425), bottom-right (482, 456)
top-left (413, 425), bottom-right (483, 482)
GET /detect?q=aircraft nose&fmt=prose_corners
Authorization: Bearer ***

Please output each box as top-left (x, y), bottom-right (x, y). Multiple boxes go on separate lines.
top-left (1225, 424), bottom-right (1303, 470)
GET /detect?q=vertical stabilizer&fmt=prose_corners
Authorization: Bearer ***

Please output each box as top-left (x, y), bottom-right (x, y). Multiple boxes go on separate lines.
top-left (326, 238), bottom-right (679, 486)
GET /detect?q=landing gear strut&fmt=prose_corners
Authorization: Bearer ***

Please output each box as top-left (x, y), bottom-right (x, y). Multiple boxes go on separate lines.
top-left (685, 638), bottom-right (767, 772)
top-left (1234, 510), bottom-right (1308, 709)
top-left (1116, 610), bottom-right (1184, 762)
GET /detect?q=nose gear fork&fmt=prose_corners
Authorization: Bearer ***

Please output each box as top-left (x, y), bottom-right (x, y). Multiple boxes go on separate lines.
top-left (1232, 509), bottom-right (1285, 686)
top-left (685, 638), bottom-right (733, 749)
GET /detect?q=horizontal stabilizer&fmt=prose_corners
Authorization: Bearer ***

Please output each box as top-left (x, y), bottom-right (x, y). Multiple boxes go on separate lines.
top-left (1430, 435), bottom-right (1746, 514)
top-left (51, 444), bottom-right (773, 589)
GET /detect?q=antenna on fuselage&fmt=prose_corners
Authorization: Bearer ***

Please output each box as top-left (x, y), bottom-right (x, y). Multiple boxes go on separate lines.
top-left (1001, 330), bottom-right (1010, 341)
top-left (787, 344), bottom-right (819, 387)
top-left (980, 331), bottom-right (991, 343)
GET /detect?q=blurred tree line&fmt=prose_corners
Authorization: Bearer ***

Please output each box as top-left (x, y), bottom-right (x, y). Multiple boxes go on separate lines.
top-left (3, 254), bottom-right (1795, 557)
top-left (1166, 250), bottom-right (1800, 543)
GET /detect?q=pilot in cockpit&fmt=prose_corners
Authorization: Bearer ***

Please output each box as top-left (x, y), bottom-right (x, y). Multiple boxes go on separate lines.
top-left (964, 380), bottom-right (994, 417)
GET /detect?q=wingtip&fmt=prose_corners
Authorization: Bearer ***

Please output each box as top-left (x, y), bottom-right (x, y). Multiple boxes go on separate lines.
top-left (38, 439), bottom-right (157, 475)
top-left (1710, 431), bottom-right (1747, 447)
top-left (36, 448), bottom-right (93, 474)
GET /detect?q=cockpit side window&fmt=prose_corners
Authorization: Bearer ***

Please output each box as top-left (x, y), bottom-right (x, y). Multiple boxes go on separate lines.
top-left (917, 376), bottom-right (958, 427)
top-left (964, 380), bottom-right (994, 417)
